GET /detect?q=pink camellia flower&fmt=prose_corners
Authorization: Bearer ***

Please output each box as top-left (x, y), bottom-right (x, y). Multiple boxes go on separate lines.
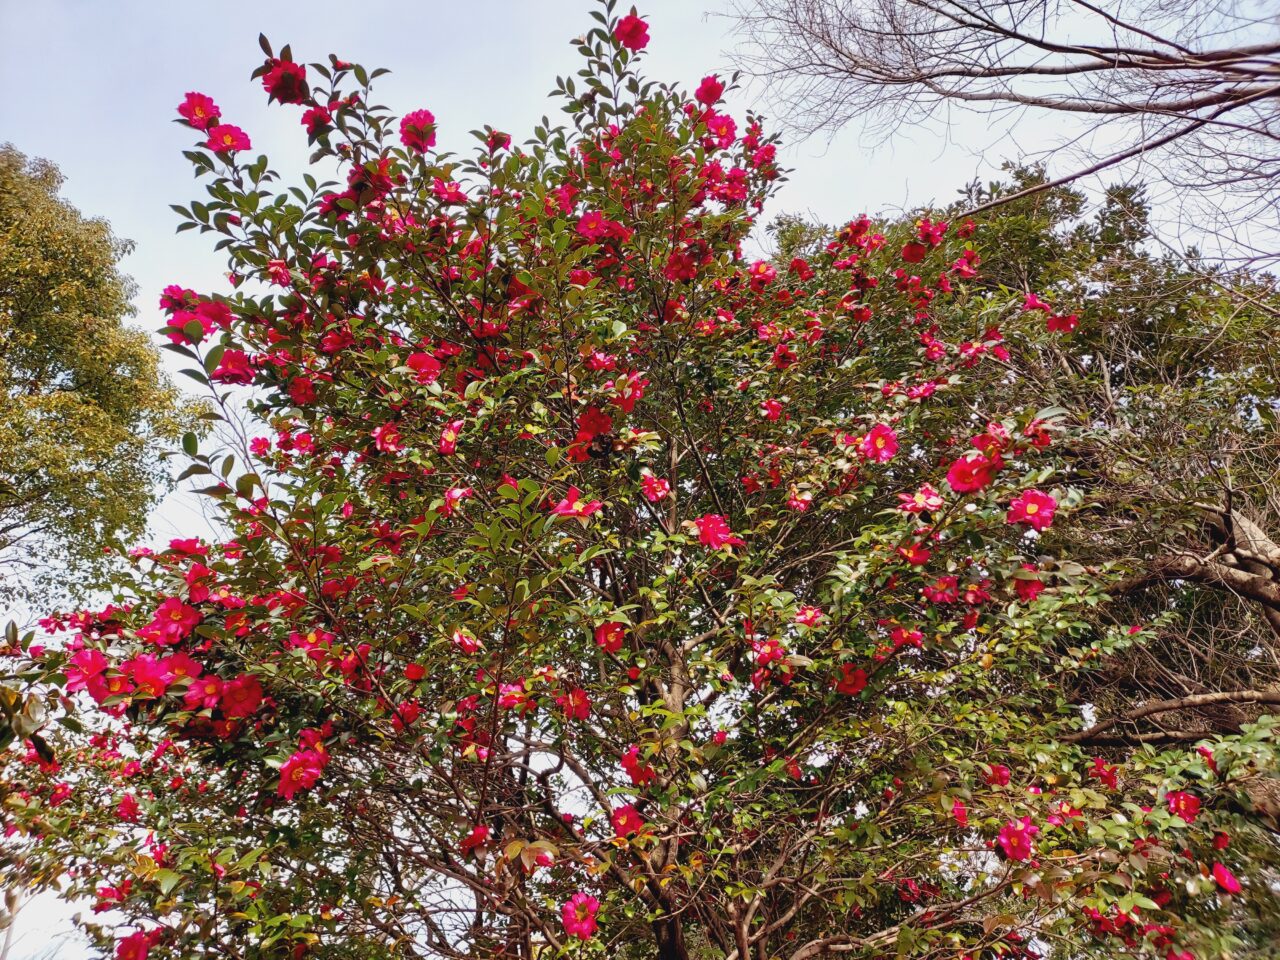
top-left (438, 628), bottom-right (473, 656)
top-left (760, 398), bottom-right (784, 421)
top-left (1166, 790), bottom-right (1201, 824)
top-left (210, 349), bottom-right (255, 385)
top-left (66, 648), bottom-right (108, 693)
top-left (1212, 861), bottom-right (1241, 894)
top-left (595, 621), bottom-right (627, 654)
top-left (946, 452), bottom-right (998, 493)
top-left (997, 816), bottom-right (1039, 861)
top-left (116, 793), bottom-right (141, 823)
top-left (441, 486), bottom-right (473, 516)
top-left (163, 652), bottom-right (201, 681)
top-left (551, 486), bottom-right (602, 518)
top-left (1047, 313), bottom-right (1079, 333)
top-left (205, 124), bottom-right (251, 155)
top-left (399, 109), bottom-right (437, 152)
top-left (439, 419), bottom-right (463, 456)
top-left (278, 747), bottom-right (327, 799)
top-left (178, 92), bottom-right (220, 129)
top-left (747, 260), bottom-right (777, 289)
top-left (695, 74), bottom-right (725, 105)
top-left (184, 675), bottom-right (223, 711)
top-left (372, 423), bottom-right (403, 454)
top-left (561, 892), bottom-right (600, 940)
top-left (694, 514), bottom-right (744, 549)
top-left (898, 484), bottom-right (945, 514)
top-left (952, 799), bottom-right (969, 826)
top-left (858, 424), bottom-right (898, 462)
top-left (611, 803), bottom-right (644, 837)
top-left (149, 596), bottom-right (202, 644)
top-left (794, 606), bottom-right (823, 628)
top-left (125, 655), bottom-right (171, 699)
top-left (614, 12), bottom-right (650, 51)
top-left (641, 474), bottom-right (670, 502)
top-left (1022, 293), bottom-right (1052, 313)
top-left (1007, 489), bottom-right (1057, 531)
top-left (262, 58), bottom-right (308, 104)
top-left (786, 490), bottom-right (813, 513)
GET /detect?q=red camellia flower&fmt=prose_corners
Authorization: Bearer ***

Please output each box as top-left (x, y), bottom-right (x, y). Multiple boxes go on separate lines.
top-left (262, 58), bottom-right (308, 104)
top-left (1089, 757), bottom-right (1118, 790)
top-left (407, 352), bottom-right (443, 385)
top-left (595, 621), bottom-right (627, 653)
top-left (399, 109), bottom-right (437, 153)
top-left (901, 241), bottom-right (927, 263)
top-left (951, 798), bottom-right (969, 826)
top-left (177, 92), bottom-right (220, 129)
top-left (459, 824), bottom-right (490, 856)
top-left (1007, 489), bottom-right (1057, 531)
top-left (1047, 313), bottom-right (1079, 333)
top-left (695, 74), bottom-right (724, 105)
top-left (622, 744), bottom-right (656, 786)
top-left (613, 12), bottom-right (650, 51)
top-left (556, 686), bottom-right (592, 720)
top-left (984, 763), bottom-right (1012, 786)
top-left (301, 104), bottom-right (332, 136)
top-left (1014, 564), bottom-right (1045, 602)
top-left (220, 674), bottom-right (264, 719)
top-left (561, 892), bottom-right (600, 940)
top-left (1166, 790), bottom-right (1200, 824)
top-left (834, 664), bottom-right (867, 695)
top-left (611, 803), bottom-right (644, 837)
top-left (115, 930), bottom-right (156, 960)
top-left (205, 124), bottom-right (252, 155)
top-left (210, 349), bottom-right (255, 385)
top-left (946, 452), bottom-right (998, 493)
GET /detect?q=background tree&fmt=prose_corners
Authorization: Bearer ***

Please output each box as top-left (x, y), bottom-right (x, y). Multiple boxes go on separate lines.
top-left (3, 7), bottom-right (1279, 960)
top-left (729, 0), bottom-right (1280, 265)
top-left (0, 145), bottom-right (196, 608)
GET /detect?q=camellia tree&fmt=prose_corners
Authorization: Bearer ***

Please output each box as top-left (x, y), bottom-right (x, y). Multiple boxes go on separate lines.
top-left (2, 4), bottom-right (1278, 960)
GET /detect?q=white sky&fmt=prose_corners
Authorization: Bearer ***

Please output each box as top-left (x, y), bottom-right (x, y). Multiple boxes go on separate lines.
top-left (0, 1), bottom-right (1112, 956)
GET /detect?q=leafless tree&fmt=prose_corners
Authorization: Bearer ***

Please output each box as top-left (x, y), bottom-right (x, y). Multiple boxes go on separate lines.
top-left (730, 0), bottom-right (1280, 264)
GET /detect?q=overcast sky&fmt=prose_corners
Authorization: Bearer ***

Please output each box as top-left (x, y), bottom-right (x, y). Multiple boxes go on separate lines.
top-left (0, 1), bottom-right (1080, 956)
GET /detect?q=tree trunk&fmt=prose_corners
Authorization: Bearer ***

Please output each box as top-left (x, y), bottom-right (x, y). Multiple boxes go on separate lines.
top-left (653, 914), bottom-right (690, 960)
